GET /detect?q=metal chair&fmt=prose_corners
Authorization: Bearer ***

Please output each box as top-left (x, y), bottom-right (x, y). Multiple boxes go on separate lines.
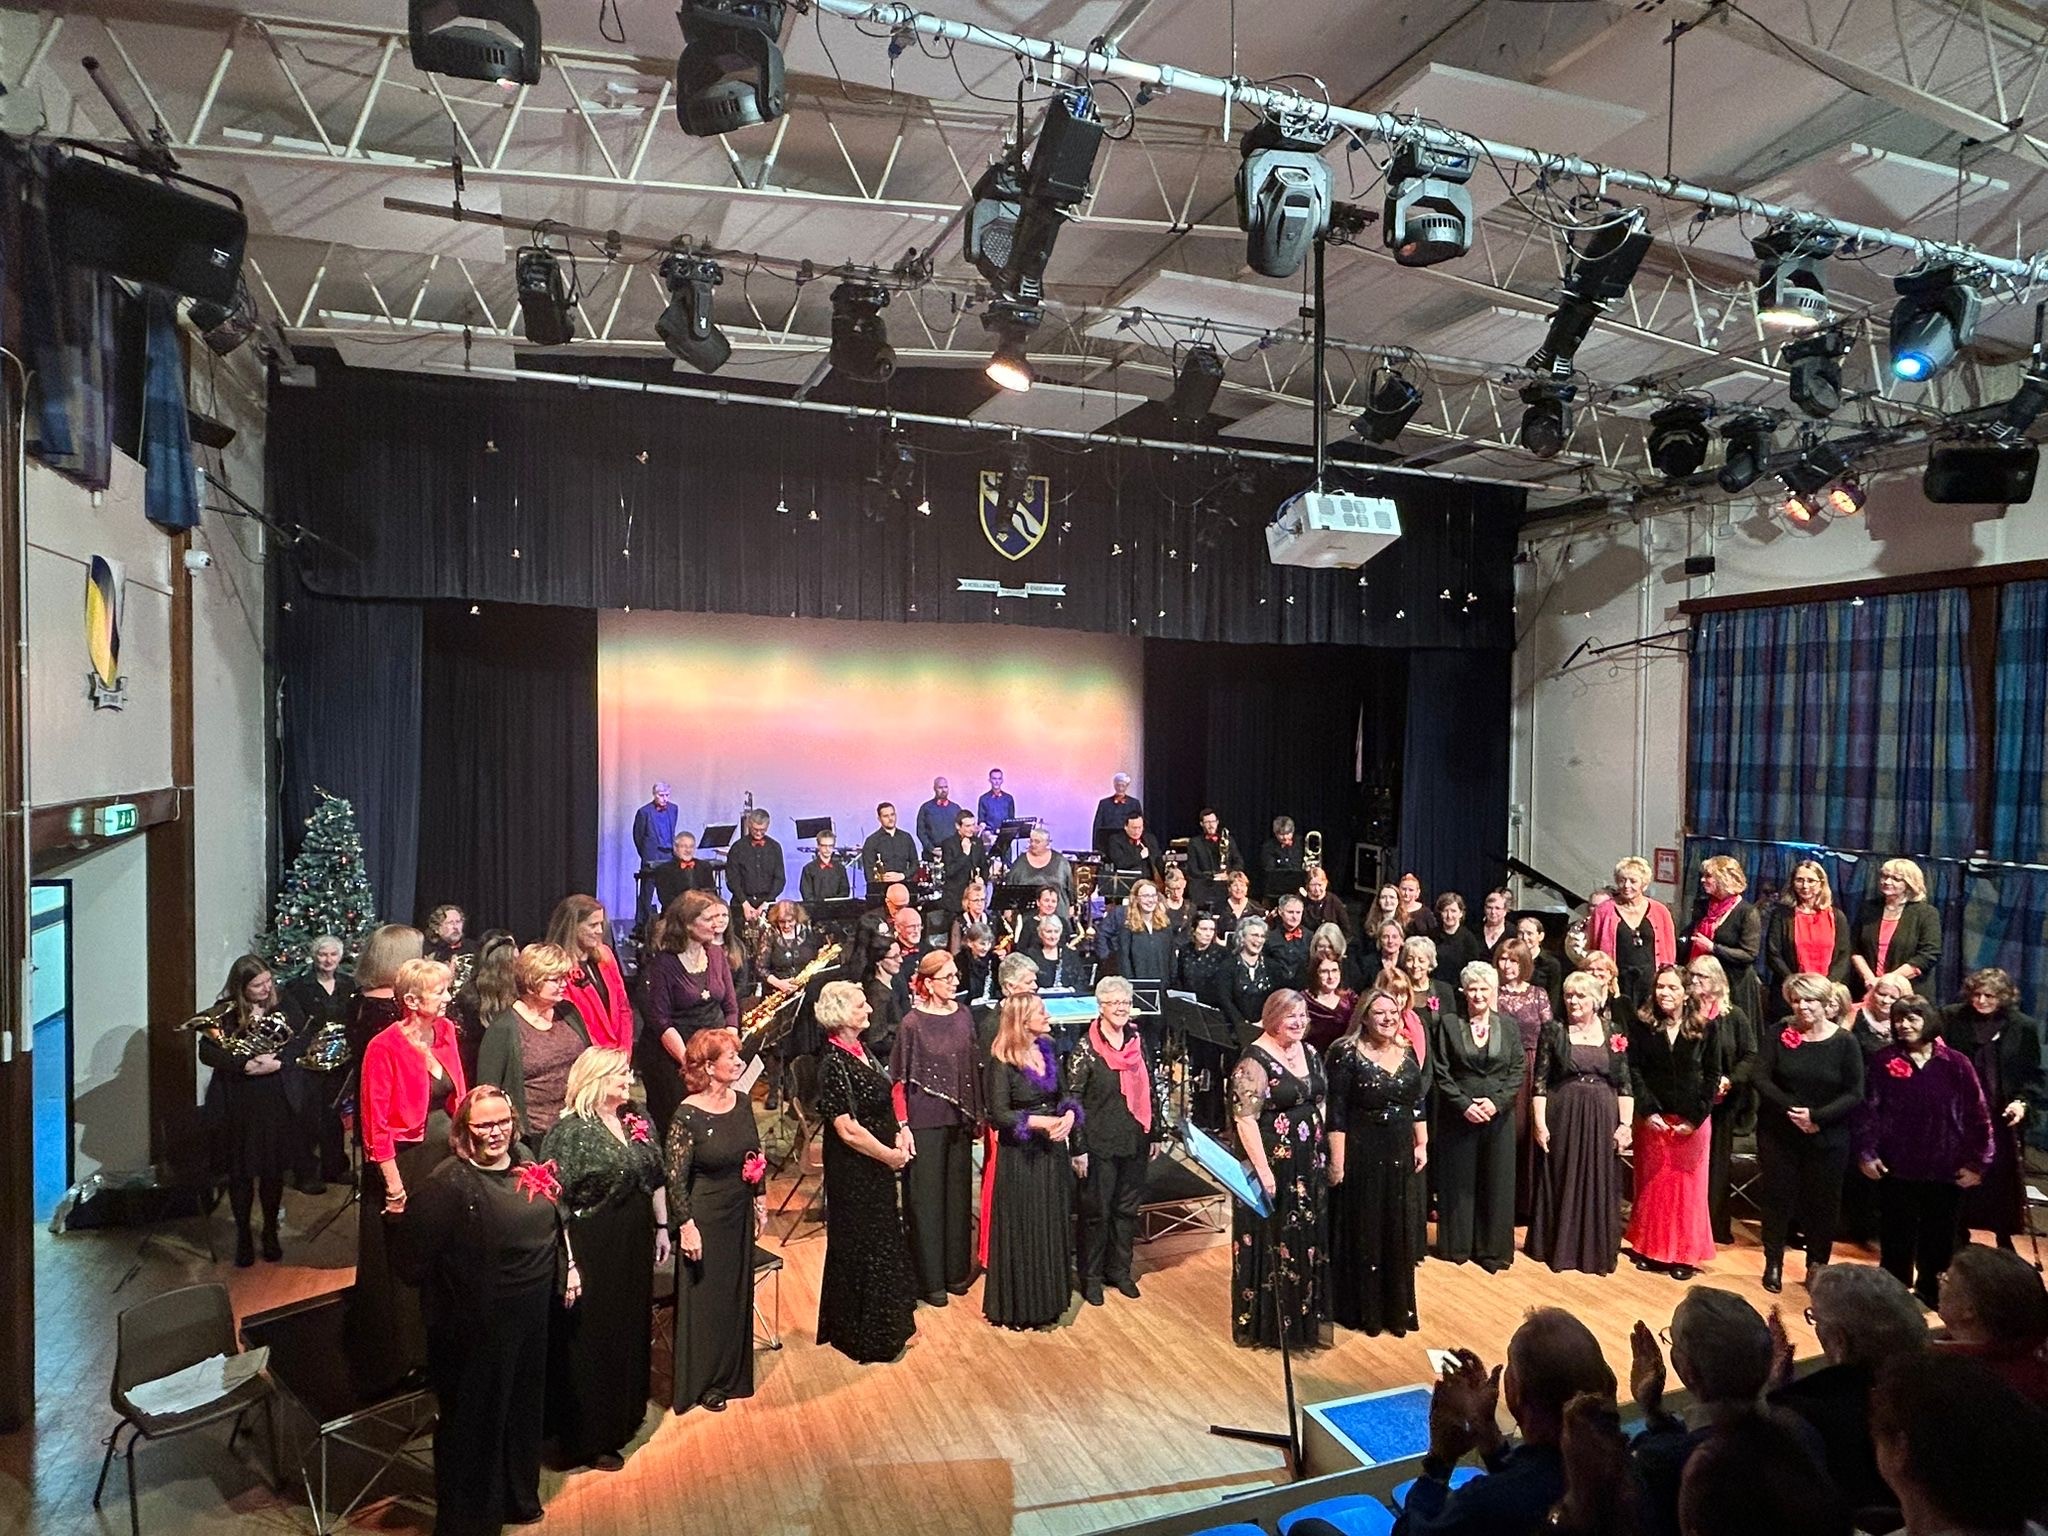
top-left (93, 1282), bottom-right (277, 1536)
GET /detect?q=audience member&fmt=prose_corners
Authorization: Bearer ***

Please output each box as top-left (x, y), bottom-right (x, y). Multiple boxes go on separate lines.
top-left (1868, 1350), bottom-right (2048, 1536)
top-left (1934, 1243), bottom-right (2048, 1407)
top-left (1676, 1409), bottom-right (1853, 1536)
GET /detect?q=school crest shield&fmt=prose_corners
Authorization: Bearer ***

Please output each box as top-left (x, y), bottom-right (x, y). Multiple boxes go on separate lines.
top-left (978, 467), bottom-right (1051, 561)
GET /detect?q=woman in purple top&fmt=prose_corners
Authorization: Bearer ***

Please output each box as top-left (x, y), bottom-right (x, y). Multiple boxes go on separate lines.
top-left (1857, 994), bottom-right (1995, 1307)
top-left (639, 891), bottom-right (740, 1141)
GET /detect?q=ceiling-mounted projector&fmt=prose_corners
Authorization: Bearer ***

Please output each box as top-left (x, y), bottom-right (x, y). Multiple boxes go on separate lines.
top-left (1265, 490), bottom-right (1402, 569)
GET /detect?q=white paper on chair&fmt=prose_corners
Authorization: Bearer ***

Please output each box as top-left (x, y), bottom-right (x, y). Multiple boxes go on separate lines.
top-left (127, 1346), bottom-right (269, 1418)
top-left (736, 1056), bottom-right (765, 1095)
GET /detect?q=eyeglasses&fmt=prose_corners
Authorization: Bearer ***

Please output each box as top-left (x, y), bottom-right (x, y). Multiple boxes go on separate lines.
top-left (471, 1119), bottom-right (516, 1137)
top-left (1803, 1306), bottom-right (1817, 1327)
top-left (1657, 1326), bottom-right (1675, 1346)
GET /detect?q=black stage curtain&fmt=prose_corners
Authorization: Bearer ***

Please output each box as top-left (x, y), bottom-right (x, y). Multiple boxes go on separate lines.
top-left (267, 365), bottom-right (1521, 650)
top-left (413, 603), bottom-right (599, 944)
top-left (1398, 649), bottom-right (1512, 906)
top-left (1142, 643), bottom-right (1407, 895)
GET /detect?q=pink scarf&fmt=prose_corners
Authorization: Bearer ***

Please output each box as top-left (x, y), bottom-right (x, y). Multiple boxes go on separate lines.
top-left (1691, 893), bottom-right (1739, 953)
top-left (1090, 1019), bottom-right (1152, 1134)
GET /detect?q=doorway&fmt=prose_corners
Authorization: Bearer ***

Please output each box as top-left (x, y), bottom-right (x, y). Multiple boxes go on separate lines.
top-left (30, 880), bottom-right (72, 1219)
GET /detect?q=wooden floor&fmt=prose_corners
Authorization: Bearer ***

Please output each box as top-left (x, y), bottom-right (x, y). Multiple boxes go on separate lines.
top-left (3, 1154), bottom-right (1840, 1536)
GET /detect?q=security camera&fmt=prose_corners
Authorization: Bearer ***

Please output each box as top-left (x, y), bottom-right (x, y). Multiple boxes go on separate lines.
top-left (182, 549), bottom-right (213, 573)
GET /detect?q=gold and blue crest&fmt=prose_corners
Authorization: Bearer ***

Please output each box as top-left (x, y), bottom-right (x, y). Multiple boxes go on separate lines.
top-left (977, 467), bottom-right (1051, 561)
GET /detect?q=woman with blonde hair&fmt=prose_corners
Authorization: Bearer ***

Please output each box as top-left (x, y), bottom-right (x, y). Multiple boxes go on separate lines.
top-left (1114, 879), bottom-right (1175, 1042)
top-left (540, 1048), bottom-right (669, 1469)
top-left (1584, 855), bottom-right (1676, 1019)
top-left (1327, 987), bottom-right (1426, 1335)
top-left (1527, 968), bottom-right (1633, 1275)
top-left (1685, 855), bottom-right (1763, 1027)
top-left (666, 1026), bottom-right (762, 1413)
top-left (546, 894), bottom-right (634, 1053)
top-left (476, 942), bottom-right (591, 1151)
top-left (345, 922), bottom-right (424, 1065)
top-left (1399, 934), bottom-right (1459, 1023)
top-left (1753, 972), bottom-right (1867, 1292)
top-left (1686, 954), bottom-right (1756, 1245)
top-left (1764, 859), bottom-right (1851, 1021)
top-left (1432, 962), bottom-right (1524, 1271)
top-left (1853, 857), bottom-right (1943, 996)
top-left (983, 994), bottom-right (1080, 1329)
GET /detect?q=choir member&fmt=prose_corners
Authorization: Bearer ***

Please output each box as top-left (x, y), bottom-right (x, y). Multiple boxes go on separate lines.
top-left (649, 830), bottom-right (720, 921)
top-left (1518, 914), bottom-right (1566, 1020)
top-left (539, 1049), bottom-right (670, 1471)
top-left (475, 942), bottom-right (592, 1152)
top-left (861, 947), bottom-right (904, 1062)
top-left (1400, 935), bottom-right (1460, 1025)
top-left (1494, 937), bottom-right (1554, 1224)
top-left (976, 768), bottom-right (1016, 835)
top-left (1625, 965), bottom-right (1720, 1280)
top-left (891, 951), bottom-right (981, 1305)
top-left (1266, 894), bottom-right (1312, 987)
top-left (546, 895), bottom-right (633, 1054)
top-left (950, 877), bottom-right (994, 951)
top-left (1327, 986), bottom-right (1426, 1336)
top-left (1370, 919), bottom-right (1407, 983)
top-left (1395, 872), bottom-right (1433, 937)
top-left (1476, 888), bottom-right (1512, 958)
top-left (1754, 973), bottom-right (1868, 1293)
top-left (1684, 856), bottom-right (1763, 1030)
top-left (1526, 966), bottom-right (1632, 1276)
top-left (860, 803), bottom-right (919, 905)
top-left (1229, 990), bottom-right (1331, 1349)
top-left (1065, 977), bottom-right (1168, 1305)
top-left (1581, 948), bottom-right (1624, 1021)
top-left (1308, 923), bottom-right (1364, 994)
top-left (1302, 953), bottom-right (1357, 1056)
top-left (1430, 892), bottom-right (1487, 982)
top-left (396, 1086), bottom-right (574, 1533)
top-left (1858, 995), bottom-right (1993, 1306)
top-left (984, 994), bottom-right (1081, 1329)
top-left (812, 982), bottom-right (917, 1363)
top-left (1763, 858), bottom-right (1852, 1020)
top-left (1686, 955), bottom-right (1756, 1246)
top-left (1302, 865), bottom-right (1352, 940)
top-left (1852, 857), bottom-right (1943, 996)
top-left (199, 956), bottom-right (303, 1266)
top-left (956, 923), bottom-right (998, 1008)
top-left (1184, 808), bottom-right (1237, 901)
top-left (935, 809), bottom-right (991, 919)
top-left (1585, 856), bottom-right (1677, 1018)
top-left (1258, 816), bottom-right (1306, 902)
top-left (725, 809), bottom-right (786, 931)
top-left (1175, 912), bottom-right (1229, 1002)
top-left (1159, 865), bottom-right (1194, 935)
top-left (346, 922), bottom-right (423, 1066)
top-left (447, 931), bottom-right (516, 1090)
top-left (631, 781), bottom-right (680, 928)
top-left (1103, 809), bottom-right (1163, 894)
top-left (349, 956), bottom-right (465, 1400)
top-left (1114, 879), bottom-right (1175, 995)
top-left (285, 934), bottom-right (354, 1192)
top-left (1218, 869), bottom-right (1257, 935)
top-left (915, 777), bottom-right (962, 854)
top-left (1219, 917), bottom-right (1283, 1035)
top-left (639, 892), bottom-right (740, 1142)
top-left (1945, 967), bottom-right (2047, 1249)
top-left (1431, 961), bottom-right (1522, 1272)
top-left (423, 904), bottom-right (469, 971)
top-left (1368, 882), bottom-right (1403, 935)
top-left (798, 830), bottom-right (852, 908)
top-left (1028, 914), bottom-right (1091, 994)
top-left (1007, 826), bottom-right (1073, 921)
top-left (1091, 773), bottom-right (1143, 856)
top-left (665, 1027), bottom-right (763, 1413)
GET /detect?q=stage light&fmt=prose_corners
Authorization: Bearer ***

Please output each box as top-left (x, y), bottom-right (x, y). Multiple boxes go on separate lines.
top-left (408, 0), bottom-right (541, 85)
top-left (1825, 476), bottom-right (1867, 515)
top-left (982, 300), bottom-right (1040, 393)
top-left (964, 93), bottom-right (1103, 301)
top-left (187, 276), bottom-right (257, 356)
top-left (675, 0), bottom-right (786, 138)
top-left (1889, 264), bottom-right (1982, 381)
top-left (1782, 489), bottom-right (1827, 528)
top-left (1382, 140), bottom-right (1475, 268)
top-left (998, 439), bottom-right (1032, 511)
top-left (1647, 401), bottom-right (1711, 479)
top-left (1715, 413), bottom-right (1773, 493)
top-left (1785, 327), bottom-right (1848, 419)
top-left (1235, 118), bottom-right (1336, 279)
top-left (1351, 366), bottom-right (1424, 444)
top-left (829, 281), bottom-right (896, 384)
top-left (963, 159), bottom-right (1026, 289)
top-left (515, 245), bottom-right (574, 346)
top-left (656, 252), bottom-right (729, 374)
top-left (1168, 343), bottom-right (1225, 432)
top-left (1518, 381), bottom-right (1575, 460)
top-left (1528, 208), bottom-right (1652, 378)
top-left (1778, 439), bottom-right (1851, 526)
top-left (1752, 223), bottom-right (1837, 331)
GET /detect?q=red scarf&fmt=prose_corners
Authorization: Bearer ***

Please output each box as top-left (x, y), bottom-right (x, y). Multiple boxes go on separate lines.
top-left (827, 1033), bottom-right (867, 1062)
top-left (1090, 1019), bottom-right (1152, 1133)
top-left (1691, 893), bottom-right (1739, 953)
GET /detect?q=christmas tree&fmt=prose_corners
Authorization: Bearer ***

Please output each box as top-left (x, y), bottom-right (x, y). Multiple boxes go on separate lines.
top-left (261, 789), bottom-right (379, 973)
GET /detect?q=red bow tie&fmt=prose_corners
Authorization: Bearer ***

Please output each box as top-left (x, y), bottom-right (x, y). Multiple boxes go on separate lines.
top-left (678, 859), bottom-right (695, 868)
top-left (749, 836), bottom-right (766, 846)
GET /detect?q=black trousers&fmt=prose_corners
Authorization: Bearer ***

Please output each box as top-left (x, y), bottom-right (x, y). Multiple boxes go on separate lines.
top-left (1707, 1101), bottom-right (1738, 1244)
top-left (426, 1283), bottom-right (550, 1536)
top-left (1878, 1176), bottom-right (1965, 1306)
top-left (227, 1174), bottom-right (283, 1236)
top-left (1433, 1111), bottom-right (1516, 1268)
top-left (1757, 1126), bottom-right (1851, 1267)
top-left (904, 1121), bottom-right (976, 1295)
top-left (298, 1071), bottom-right (351, 1182)
top-left (1077, 1148), bottom-right (1148, 1284)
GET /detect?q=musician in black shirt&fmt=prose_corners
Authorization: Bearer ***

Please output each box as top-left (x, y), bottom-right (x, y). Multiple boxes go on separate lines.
top-left (1103, 811), bottom-right (1163, 896)
top-left (1183, 808), bottom-right (1237, 902)
top-left (798, 830), bottom-right (852, 908)
top-left (723, 810), bottom-right (785, 930)
top-left (1258, 816), bottom-right (1306, 902)
top-left (1091, 773), bottom-right (1143, 857)
top-left (649, 830), bottom-right (721, 923)
top-left (934, 810), bottom-right (990, 920)
top-left (860, 803), bottom-right (919, 906)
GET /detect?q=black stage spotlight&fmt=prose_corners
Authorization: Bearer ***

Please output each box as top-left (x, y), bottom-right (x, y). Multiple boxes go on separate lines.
top-left (1780, 439), bottom-right (1851, 498)
top-left (1518, 380), bottom-right (1575, 459)
top-left (871, 427), bottom-right (918, 503)
top-left (1715, 412), bottom-right (1773, 493)
top-left (998, 438), bottom-right (1033, 510)
top-left (829, 281), bottom-right (896, 383)
top-left (982, 299), bottom-right (1041, 393)
top-left (656, 252), bottom-right (729, 373)
top-left (1890, 263), bottom-right (1983, 382)
top-left (962, 159), bottom-right (1026, 289)
top-left (1168, 343), bottom-right (1226, 431)
top-left (965, 93), bottom-right (1103, 302)
top-left (675, 0), bottom-right (787, 138)
top-left (516, 245), bottom-right (574, 345)
top-left (408, 0), bottom-right (541, 85)
top-left (1382, 140), bottom-right (1475, 268)
top-left (1786, 327), bottom-right (1849, 419)
top-left (1528, 208), bottom-right (1652, 378)
top-left (1235, 117), bottom-right (1336, 279)
top-left (1351, 365), bottom-right (1424, 444)
top-left (1752, 223), bottom-right (1838, 332)
top-left (188, 275), bottom-right (257, 356)
top-left (1647, 401), bottom-right (1711, 479)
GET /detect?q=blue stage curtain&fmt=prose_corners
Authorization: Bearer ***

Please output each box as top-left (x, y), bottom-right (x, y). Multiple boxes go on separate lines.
top-left (140, 291), bottom-right (200, 531)
top-left (1990, 579), bottom-right (2048, 865)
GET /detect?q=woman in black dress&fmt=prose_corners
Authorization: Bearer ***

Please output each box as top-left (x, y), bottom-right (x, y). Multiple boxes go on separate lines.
top-left (1230, 989), bottom-right (1332, 1350)
top-left (1685, 955), bottom-right (1755, 1246)
top-left (1429, 893), bottom-right (1487, 983)
top-left (476, 943), bottom-right (591, 1153)
top-left (1494, 938), bottom-right (1553, 1224)
top-left (665, 1026), bottom-right (764, 1413)
top-left (345, 922), bottom-right (423, 1069)
top-left (198, 956), bottom-right (304, 1267)
top-left (1219, 918), bottom-right (1283, 1035)
top-left (1851, 857), bottom-right (1943, 998)
top-left (1431, 961), bottom-right (1523, 1272)
top-left (284, 934), bottom-right (354, 1193)
top-left (811, 982), bottom-right (917, 1363)
top-left (539, 1048), bottom-right (670, 1470)
top-left (891, 950), bottom-right (982, 1305)
top-left (1065, 976), bottom-right (1170, 1306)
top-left (1754, 972), bottom-right (1867, 1293)
top-left (984, 994), bottom-right (1081, 1329)
top-left (396, 1085), bottom-right (577, 1535)
top-left (1399, 936), bottom-right (1460, 1024)
top-left (1327, 987), bottom-right (1426, 1336)
top-left (446, 930), bottom-right (517, 1089)
top-left (1945, 967), bottom-right (2047, 1249)
top-left (1585, 857), bottom-right (1677, 1019)
top-left (1526, 968), bottom-right (1633, 1275)
top-left (640, 891), bottom-right (741, 1140)
top-left (1683, 856), bottom-right (1764, 1029)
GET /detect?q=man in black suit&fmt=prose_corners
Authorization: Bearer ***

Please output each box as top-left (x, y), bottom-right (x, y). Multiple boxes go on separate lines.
top-left (860, 803), bottom-right (919, 907)
top-left (1091, 773), bottom-right (1142, 857)
top-left (1183, 807), bottom-right (1237, 903)
top-left (1101, 809), bottom-right (1162, 897)
top-left (798, 829), bottom-right (852, 908)
top-left (1259, 815), bottom-right (1306, 902)
top-left (933, 809), bottom-right (990, 923)
top-left (648, 829), bottom-right (720, 929)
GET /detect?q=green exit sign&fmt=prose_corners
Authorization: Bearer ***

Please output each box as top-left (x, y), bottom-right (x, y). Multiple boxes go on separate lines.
top-left (92, 803), bottom-right (140, 837)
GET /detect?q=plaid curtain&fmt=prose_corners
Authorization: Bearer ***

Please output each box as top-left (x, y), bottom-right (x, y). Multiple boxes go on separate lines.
top-left (1990, 580), bottom-right (2048, 865)
top-left (1689, 589), bottom-right (1977, 859)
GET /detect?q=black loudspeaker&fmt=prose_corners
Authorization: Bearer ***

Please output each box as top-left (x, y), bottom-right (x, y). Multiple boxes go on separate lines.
top-left (1924, 440), bottom-right (2039, 505)
top-left (49, 151), bottom-right (247, 307)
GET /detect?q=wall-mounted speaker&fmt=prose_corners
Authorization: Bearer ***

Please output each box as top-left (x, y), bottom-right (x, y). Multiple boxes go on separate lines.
top-left (49, 150), bottom-right (247, 307)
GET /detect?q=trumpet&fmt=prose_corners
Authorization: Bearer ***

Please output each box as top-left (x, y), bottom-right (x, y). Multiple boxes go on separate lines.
top-left (1303, 829), bottom-right (1323, 873)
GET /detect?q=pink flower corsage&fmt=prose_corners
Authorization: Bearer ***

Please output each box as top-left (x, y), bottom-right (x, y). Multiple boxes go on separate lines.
top-left (1608, 1033), bottom-right (1629, 1054)
top-left (1780, 1027), bottom-right (1804, 1050)
top-left (514, 1159), bottom-right (562, 1204)
top-left (622, 1112), bottom-right (652, 1144)
top-left (741, 1150), bottom-right (767, 1187)
top-left (1886, 1056), bottom-right (1914, 1079)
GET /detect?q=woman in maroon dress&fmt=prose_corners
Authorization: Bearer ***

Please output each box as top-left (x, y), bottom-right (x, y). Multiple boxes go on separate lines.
top-left (1302, 954), bottom-right (1358, 1056)
top-left (1494, 937), bottom-right (1553, 1224)
top-left (1526, 971), bottom-right (1633, 1275)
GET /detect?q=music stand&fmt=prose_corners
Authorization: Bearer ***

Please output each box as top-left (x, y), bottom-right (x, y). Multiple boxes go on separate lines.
top-left (700, 823), bottom-right (738, 852)
top-left (992, 881), bottom-right (1046, 915)
top-left (992, 818), bottom-right (1033, 863)
top-left (1180, 1120), bottom-right (1299, 1475)
top-left (793, 816), bottom-right (834, 843)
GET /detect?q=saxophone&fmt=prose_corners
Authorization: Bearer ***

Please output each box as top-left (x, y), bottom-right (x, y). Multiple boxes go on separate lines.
top-left (740, 942), bottom-right (843, 1052)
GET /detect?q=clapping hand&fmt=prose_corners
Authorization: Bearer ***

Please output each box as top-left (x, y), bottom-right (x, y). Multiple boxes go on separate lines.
top-left (1765, 1305), bottom-right (1794, 1393)
top-left (1629, 1321), bottom-right (1666, 1415)
top-left (1426, 1349), bottom-right (1503, 1465)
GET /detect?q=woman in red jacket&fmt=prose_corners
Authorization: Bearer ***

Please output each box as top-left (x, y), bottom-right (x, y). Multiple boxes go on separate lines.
top-left (548, 894), bottom-right (634, 1053)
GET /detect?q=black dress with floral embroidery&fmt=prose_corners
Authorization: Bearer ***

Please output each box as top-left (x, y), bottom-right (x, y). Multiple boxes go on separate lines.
top-left (1229, 1043), bottom-right (1332, 1350)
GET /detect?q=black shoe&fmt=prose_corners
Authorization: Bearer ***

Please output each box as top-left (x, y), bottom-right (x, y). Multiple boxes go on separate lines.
top-left (234, 1230), bottom-right (256, 1268)
top-left (1630, 1252), bottom-right (1662, 1273)
top-left (922, 1291), bottom-right (948, 1308)
top-left (507, 1511), bottom-right (546, 1526)
top-left (1761, 1263), bottom-right (1783, 1294)
top-left (946, 1278), bottom-right (976, 1296)
top-left (593, 1452), bottom-right (625, 1472)
top-left (295, 1175), bottom-right (327, 1196)
top-left (700, 1391), bottom-right (728, 1413)
top-left (1082, 1280), bottom-right (1104, 1306)
top-left (1114, 1277), bottom-right (1141, 1299)
top-left (261, 1228), bottom-right (284, 1263)
top-left (1667, 1265), bottom-right (1697, 1282)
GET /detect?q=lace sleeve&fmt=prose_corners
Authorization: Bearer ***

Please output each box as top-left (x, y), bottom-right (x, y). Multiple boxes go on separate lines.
top-left (664, 1110), bottom-right (697, 1225)
top-left (1228, 1052), bottom-right (1270, 1125)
